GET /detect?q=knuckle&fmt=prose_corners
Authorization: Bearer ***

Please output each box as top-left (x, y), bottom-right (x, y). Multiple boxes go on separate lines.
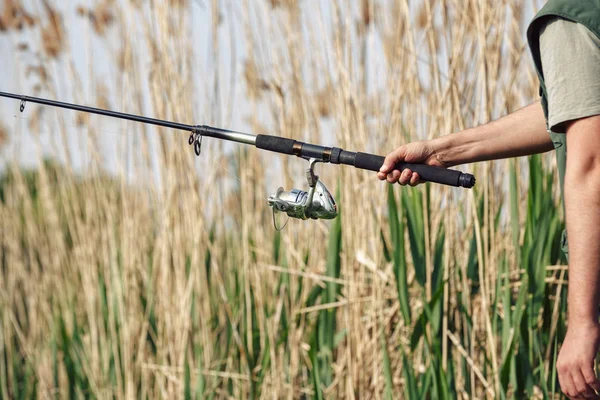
top-left (387, 150), bottom-right (401, 161)
top-left (556, 361), bottom-right (568, 373)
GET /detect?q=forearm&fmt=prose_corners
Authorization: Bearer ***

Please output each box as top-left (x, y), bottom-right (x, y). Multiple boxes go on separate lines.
top-left (431, 101), bottom-right (553, 167)
top-left (564, 116), bottom-right (600, 325)
top-left (565, 175), bottom-right (600, 324)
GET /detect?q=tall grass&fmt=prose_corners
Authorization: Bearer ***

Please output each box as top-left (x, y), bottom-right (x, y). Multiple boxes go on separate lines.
top-left (0, 0), bottom-right (567, 398)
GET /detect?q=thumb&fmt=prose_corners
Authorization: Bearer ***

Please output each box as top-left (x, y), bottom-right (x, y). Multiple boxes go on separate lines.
top-left (380, 147), bottom-right (406, 173)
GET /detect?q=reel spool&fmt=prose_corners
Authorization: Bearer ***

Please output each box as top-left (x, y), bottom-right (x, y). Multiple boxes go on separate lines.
top-left (268, 158), bottom-right (337, 228)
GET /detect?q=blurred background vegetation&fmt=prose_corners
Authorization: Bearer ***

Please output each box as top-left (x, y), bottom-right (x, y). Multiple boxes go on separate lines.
top-left (0, 0), bottom-right (568, 398)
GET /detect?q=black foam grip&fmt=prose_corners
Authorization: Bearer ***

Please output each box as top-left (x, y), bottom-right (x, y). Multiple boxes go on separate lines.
top-left (354, 152), bottom-right (470, 188)
top-left (255, 134), bottom-right (297, 155)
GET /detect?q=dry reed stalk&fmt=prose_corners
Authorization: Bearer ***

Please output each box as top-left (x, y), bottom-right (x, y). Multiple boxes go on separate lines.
top-left (0, 0), bottom-right (561, 398)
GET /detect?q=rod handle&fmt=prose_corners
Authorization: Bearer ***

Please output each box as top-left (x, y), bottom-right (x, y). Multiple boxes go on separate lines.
top-left (353, 152), bottom-right (476, 188)
top-left (256, 134), bottom-right (296, 155)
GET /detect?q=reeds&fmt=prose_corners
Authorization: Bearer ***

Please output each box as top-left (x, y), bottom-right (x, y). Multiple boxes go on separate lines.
top-left (0, 0), bottom-right (566, 398)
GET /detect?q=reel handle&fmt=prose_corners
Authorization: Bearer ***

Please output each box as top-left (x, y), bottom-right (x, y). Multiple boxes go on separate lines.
top-left (353, 152), bottom-right (476, 188)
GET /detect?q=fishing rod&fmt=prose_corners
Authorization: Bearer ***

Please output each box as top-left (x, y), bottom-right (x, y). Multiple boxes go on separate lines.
top-left (0, 91), bottom-right (475, 224)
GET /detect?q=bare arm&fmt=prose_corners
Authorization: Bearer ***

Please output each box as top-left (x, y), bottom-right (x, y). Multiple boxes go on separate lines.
top-left (555, 115), bottom-right (600, 398)
top-left (378, 101), bottom-right (554, 184)
top-left (433, 101), bottom-right (553, 167)
top-left (564, 115), bottom-right (600, 324)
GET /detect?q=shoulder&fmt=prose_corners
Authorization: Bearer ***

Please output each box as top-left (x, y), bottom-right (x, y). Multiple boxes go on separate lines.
top-left (528, 0), bottom-right (600, 41)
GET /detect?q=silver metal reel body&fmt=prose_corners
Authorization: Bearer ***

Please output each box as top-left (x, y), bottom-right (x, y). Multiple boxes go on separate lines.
top-left (268, 158), bottom-right (338, 222)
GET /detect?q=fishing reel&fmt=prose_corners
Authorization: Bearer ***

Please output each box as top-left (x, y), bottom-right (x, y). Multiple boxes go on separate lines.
top-left (268, 158), bottom-right (337, 228)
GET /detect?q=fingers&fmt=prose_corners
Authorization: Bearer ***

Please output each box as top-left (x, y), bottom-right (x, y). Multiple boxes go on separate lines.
top-left (398, 169), bottom-right (411, 185)
top-left (376, 146), bottom-right (423, 186)
top-left (576, 365), bottom-right (600, 399)
top-left (559, 368), bottom-right (574, 399)
top-left (409, 172), bottom-right (421, 187)
top-left (379, 148), bottom-right (406, 175)
top-left (385, 170), bottom-right (401, 183)
top-left (582, 365), bottom-right (600, 394)
top-left (571, 370), bottom-right (599, 399)
top-left (559, 364), bottom-right (600, 399)
top-left (571, 371), bottom-right (600, 399)
top-left (381, 168), bottom-right (422, 186)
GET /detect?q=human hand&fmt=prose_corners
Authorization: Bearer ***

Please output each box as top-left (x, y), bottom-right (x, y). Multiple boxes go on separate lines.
top-left (376, 140), bottom-right (446, 186)
top-left (557, 320), bottom-right (600, 399)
